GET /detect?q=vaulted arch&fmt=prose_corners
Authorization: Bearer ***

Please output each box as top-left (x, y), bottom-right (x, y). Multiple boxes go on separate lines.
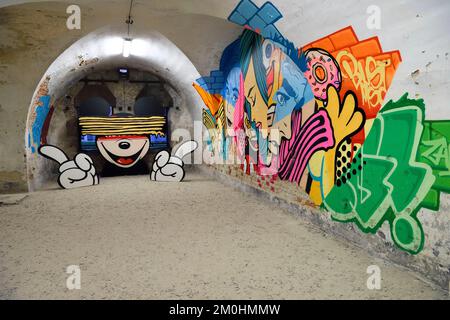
top-left (25, 27), bottom-right (203, 191)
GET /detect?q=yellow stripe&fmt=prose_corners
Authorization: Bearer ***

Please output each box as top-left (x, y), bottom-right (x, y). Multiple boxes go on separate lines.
top-left (81, 128), bottom-right (165, 132)
top-left (80, 124), bottom-right (165, 129)
top-left (79, 119), bottom-right (166, 122)
top-left (79, 116), bottom-right (165, 120)
top-left (79, 116), bottom-right (166, 136)
top-left (80, 122), bottom-right (165, 125)
top-left (81, 130), bottom-right (165, 135)
top-left (79, 121), bottom-right (164, 124)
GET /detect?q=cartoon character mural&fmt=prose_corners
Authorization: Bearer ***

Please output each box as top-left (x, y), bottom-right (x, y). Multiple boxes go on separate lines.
top-left (195, 27), bottom-right (362, 200)
top-left (39, 144), bottom-right (99, 189)
top-left (78, 115), bottom-right (164, 173)
top-left (38, 114), bottom-right (197, 188)
top-left (195, 0), bottom-right (450, 254)
top-left (97, 135), bottom-right (150, 168)
top-left (39, 140), bottom-right (197, 189)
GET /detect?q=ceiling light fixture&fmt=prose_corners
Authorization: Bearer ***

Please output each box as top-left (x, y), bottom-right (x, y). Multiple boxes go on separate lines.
top-left (122, 38), bottom-right (132, 58)
top-left (122, 0), bottom-right (135, 58)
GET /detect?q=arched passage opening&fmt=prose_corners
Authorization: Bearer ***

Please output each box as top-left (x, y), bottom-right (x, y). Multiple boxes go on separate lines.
top-left (50, 67), bottom-right (179, 177)
top-left (25, 27), bottom-right (203, 191)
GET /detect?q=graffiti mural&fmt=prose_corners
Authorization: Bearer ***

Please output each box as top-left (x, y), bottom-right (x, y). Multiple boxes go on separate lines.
top-left (79, 116), bottom-right (166, 169)
top-left (324, 95), bottom-right (435, 253)
top-left (39, 114), bottom-right (196, 188)
top-left (34, 73), bottom-right (198, 188)
top-left (418, 120), bottom-right (450, 210)
top-left (151, 140), bottom-right (198, 182)
top-left (29, 95), bottom-right (52, 153)
top-left (39, 140), bottom-right (197, 189)
top-left (195, 0), bottom-right (450, 254)
top-left (39, 144), bottom-right (99, 189)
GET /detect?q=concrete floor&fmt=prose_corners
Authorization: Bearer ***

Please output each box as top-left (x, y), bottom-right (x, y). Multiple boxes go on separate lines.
top-left (0, 171), bottom-right (447, 299)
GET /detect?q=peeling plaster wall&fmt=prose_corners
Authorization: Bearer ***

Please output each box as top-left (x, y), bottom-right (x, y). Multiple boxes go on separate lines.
top-left (0, 2), bottom-right (80, 192)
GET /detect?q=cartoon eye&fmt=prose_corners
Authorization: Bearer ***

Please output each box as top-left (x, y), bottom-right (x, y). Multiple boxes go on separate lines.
top-left (265, 43), bottom-right (272, 59)
top-left (276, 92), bottom-right (289, 106)
top-left (232, 94), bottom-right (238, 103)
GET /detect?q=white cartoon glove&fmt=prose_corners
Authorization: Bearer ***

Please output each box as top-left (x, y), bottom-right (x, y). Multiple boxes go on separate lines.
top-left (150, 140), bottom-right (198, 182)
top-left (39, 145), bottom-right (99, 189)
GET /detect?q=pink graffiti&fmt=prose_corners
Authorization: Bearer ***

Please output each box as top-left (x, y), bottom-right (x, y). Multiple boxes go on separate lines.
top-left (278, 109), bottom-right (334, 183)
top-left (233, 72), bottom-right (246, 159)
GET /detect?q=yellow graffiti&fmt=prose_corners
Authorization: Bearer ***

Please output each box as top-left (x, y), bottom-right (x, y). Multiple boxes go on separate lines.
top-left (337, 50), bottom-right (390, 110)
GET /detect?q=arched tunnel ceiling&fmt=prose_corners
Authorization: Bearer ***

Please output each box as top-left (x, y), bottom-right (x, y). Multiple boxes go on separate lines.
top-left (28, 27), bottom-right (206, 113)
top-left (0, 0), bottom-right (243, 76)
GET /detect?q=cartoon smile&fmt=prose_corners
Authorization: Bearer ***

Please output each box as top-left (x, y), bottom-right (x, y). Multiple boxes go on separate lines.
top-left (101, 141), bottom-right (147, 166)
top-left (97, 136), bottom-right (150, 168)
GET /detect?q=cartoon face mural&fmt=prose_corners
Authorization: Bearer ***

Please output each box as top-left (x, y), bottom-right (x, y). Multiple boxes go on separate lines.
top-left (262, 39), bottom-right (283, 128)
top-left (39, 139), bottom-right (198, 189)
top-left (78, 115), bottom-right (166, 168)
top-left (237, 30), bottom-right (324, 169)
top-left (223, 67), bottom-right (241, 127)
top-left (38, 109), bottom-right (198, 188)
top-left (96, 135), bottom-right (150, 168)
top-left (240, 30), bottom-right (270, 137)
top-left (272, 60), bottom-right (314, 146)
top-left (195, 0), bottom-right (450, 254)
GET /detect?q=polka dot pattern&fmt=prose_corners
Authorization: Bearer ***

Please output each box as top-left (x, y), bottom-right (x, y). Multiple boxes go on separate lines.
top-left (335, 141), bottom-right (364, 187)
